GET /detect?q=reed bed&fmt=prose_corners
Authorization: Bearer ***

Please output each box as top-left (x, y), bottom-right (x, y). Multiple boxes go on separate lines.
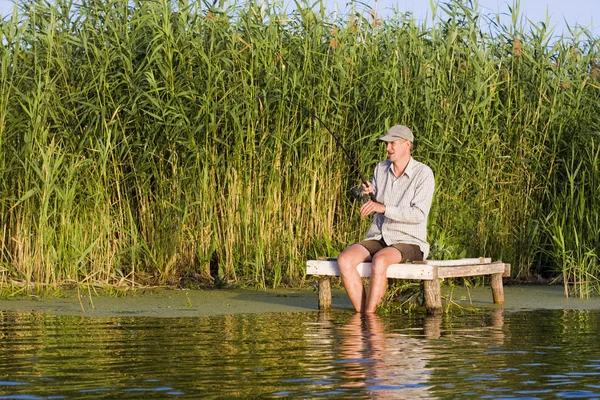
top-left (0, 0), bottom-right (598, 295)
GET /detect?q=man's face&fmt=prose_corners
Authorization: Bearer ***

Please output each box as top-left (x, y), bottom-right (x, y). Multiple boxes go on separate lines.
top-left (386, 139), bottom-right (409, 162)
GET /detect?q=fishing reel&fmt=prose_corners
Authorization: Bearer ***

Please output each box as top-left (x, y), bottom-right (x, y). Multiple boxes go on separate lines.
top-left (350, 187), bottom-right (364, 202)
top-left (350, 187), bottom-right (374, 203)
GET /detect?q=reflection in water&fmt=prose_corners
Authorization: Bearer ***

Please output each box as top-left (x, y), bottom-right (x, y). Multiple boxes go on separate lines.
top-left (337, 313), bottom-right (433, 398)
top-left (305, 310), bottom-right (504, 398)
top-left (2, 308), bottom-right (600, 398)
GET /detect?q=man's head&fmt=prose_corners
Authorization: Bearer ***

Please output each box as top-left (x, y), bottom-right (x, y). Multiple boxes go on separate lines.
top-left (380, 125), bottom-right (414, 160)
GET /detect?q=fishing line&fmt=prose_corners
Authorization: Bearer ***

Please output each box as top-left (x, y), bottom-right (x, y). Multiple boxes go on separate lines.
top-left (256, 95), bottom-right (374, 202)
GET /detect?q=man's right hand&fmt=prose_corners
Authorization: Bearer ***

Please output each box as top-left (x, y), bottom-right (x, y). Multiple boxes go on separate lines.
top-left (360, 200), bottom-right (385, 217)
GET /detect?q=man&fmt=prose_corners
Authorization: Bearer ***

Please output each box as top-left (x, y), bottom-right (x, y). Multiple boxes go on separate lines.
top-left (337, 125), bottom-right (435, 313)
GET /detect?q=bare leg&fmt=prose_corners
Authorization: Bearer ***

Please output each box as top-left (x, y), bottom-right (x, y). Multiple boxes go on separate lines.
top-left (365, 247), bottom-right (403, 313)
top-left (337, 244), bottom-right (371, 313)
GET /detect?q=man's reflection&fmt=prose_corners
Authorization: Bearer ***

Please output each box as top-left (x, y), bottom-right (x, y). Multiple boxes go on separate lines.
top-left (338, 313), bottom-right (437, 398)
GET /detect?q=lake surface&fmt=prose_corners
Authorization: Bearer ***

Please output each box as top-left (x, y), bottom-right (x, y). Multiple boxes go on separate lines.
top-left (1, 308), bottom-right (600, 398)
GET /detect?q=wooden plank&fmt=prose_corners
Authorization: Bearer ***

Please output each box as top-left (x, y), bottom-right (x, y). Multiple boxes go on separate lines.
top-left (413, 257), bottom-right (491, 266)
top-left (437, 262), bottom-right (507, 278)
top-left (306, 260), bottom-right (507, 280)
top-left (306, 260), bottom-right (341, 276)
top-left (306, 260), bottom-right (436, 280)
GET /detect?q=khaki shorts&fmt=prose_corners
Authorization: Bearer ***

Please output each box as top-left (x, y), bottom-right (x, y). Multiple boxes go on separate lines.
top-left (358, 239), bottom-right (423, 263)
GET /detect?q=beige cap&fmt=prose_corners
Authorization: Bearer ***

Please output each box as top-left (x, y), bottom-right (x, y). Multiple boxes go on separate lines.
top-left (379, 125), bottom-right (414, 142)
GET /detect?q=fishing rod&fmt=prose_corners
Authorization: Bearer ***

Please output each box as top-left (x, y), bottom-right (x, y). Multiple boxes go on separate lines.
top-left (256, 95), bottom-right (374, 202)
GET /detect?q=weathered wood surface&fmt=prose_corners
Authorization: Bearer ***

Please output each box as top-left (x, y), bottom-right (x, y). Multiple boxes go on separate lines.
top-left (306, 260), bottom-right (434, 280)
top-left (306, 259), bottom-right (511, 280)
top-left (413, 257), bottom-right (491, 266)
top-left (437, 262), bottom-right (506, 278)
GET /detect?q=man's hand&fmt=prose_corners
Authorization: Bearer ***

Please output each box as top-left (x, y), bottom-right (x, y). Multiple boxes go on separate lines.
top-left (361, 181), bottom-right (375, 196)
top-left (360, 200), bottom-right (385, 217)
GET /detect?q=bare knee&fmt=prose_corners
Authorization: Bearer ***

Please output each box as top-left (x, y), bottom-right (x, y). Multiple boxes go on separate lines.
top-left (370, 261), bottom-right (389, 278)
top-left (371, 254), bottom-right (393, 277)
top-left (337, 245), bottom-right (369, 275)
top-left (337, 251), bottom-right (355, 275)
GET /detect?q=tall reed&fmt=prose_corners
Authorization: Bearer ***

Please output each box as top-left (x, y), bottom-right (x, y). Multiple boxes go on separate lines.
top-left (0, 0), bottom-right (598, 294)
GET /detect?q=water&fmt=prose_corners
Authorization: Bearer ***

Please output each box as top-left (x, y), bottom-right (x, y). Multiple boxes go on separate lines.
top-left (1, 308), bottom-right (600, 398)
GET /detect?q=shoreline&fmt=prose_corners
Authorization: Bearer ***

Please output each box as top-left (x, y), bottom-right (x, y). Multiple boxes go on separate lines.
top-left (1, 285), bottom-right (600, 318)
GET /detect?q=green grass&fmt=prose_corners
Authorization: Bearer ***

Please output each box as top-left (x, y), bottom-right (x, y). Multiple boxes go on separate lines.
top-left (0, 0), bottom-right (599, 295)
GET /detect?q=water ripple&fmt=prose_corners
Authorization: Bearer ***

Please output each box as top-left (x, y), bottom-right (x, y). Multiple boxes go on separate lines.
top-left (1, 309), bottom-right (600, 398)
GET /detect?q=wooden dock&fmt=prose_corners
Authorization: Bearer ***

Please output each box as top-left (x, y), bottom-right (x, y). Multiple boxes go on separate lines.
top-left (306, 258), bottom-right (511, 313)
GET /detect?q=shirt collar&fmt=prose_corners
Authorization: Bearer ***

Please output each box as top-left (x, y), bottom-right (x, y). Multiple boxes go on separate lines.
top-left (387, 157), bottom-right (415, 178)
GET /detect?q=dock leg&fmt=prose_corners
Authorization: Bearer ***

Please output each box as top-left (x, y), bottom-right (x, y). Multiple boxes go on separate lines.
top-left (490, 273), bottom-right (504, 304)
top-left (423, 279), bottom-right (442, 315)
top-left (318, 278), bottom-right (332, 310)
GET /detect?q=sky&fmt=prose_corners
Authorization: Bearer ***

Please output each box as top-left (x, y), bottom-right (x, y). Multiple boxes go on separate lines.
top-left (375, 0), bottom-right (598, 35)
top-left (325, 0), bottom-right (599, 36)
top-left (0, 0), bottom-right (598, 36)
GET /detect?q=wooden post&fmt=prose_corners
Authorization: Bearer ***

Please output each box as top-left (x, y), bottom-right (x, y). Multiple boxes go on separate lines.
top-left (318, 278), bottom-right (332, 310)
top-left (490, 272), bottom-right (504, 304)
top-left (423, 279), bottom-right (442, 314)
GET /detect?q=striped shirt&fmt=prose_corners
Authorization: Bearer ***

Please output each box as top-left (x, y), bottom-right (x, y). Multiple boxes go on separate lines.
top-left (364, 157), bottom-right (435, 259)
